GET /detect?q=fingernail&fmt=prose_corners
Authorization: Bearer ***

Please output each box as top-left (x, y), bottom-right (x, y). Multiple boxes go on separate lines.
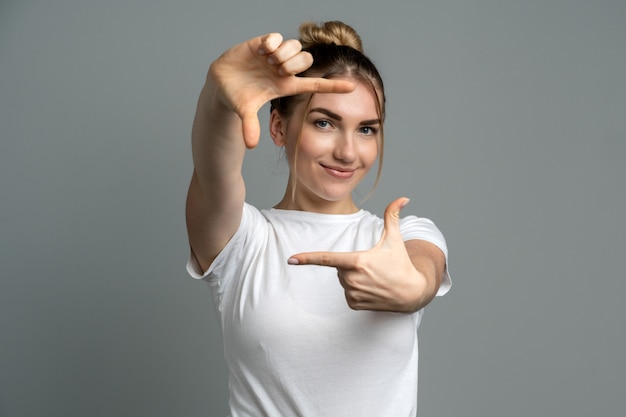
top-left (401, 198), bottom-right (410, 208)
top-left (258, 48), bottom-right (266, 55)
top-left (287, 257), bottom-right (299, 265)
top-left (267, 56), bottom-right (275, 65)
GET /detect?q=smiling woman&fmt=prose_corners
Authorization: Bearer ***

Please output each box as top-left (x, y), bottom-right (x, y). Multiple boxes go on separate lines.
top-left (185, 20), bottom-right (451, 417)
top-left (270, 79), bottom-right (381, 213)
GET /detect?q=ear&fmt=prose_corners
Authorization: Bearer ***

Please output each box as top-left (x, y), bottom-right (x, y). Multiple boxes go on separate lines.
top-left (269, 109), bottom-right (287, 147)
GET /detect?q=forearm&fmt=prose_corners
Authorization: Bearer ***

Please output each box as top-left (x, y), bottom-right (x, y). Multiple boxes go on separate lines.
top-left (403, 240), bottom-right (446, 313)
top-left (191, 75), bottom-right (246, 194)
top-left (186, 72), bottom-right (248, 270)
top-left (403, 262), bottom-right (439, 313)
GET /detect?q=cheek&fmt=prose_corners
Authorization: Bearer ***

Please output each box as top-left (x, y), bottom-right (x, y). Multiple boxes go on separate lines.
top-left (294, 134), bottom-right (328, 162)
top-left (360, 141), bottom-right (380, 167)
top-left (286, 138), bottom-right (318, 175)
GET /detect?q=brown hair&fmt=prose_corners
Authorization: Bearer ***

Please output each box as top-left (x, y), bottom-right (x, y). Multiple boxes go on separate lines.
top-left (271, 21), bottom-right (386, 202)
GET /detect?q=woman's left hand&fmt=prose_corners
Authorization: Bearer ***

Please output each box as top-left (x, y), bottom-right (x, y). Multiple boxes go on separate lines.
top-left (288, 198), bottom-right (444, 313)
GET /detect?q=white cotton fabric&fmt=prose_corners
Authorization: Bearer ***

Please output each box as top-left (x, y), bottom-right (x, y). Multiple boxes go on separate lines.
top-left (187, 203), bottom-right (451, 417)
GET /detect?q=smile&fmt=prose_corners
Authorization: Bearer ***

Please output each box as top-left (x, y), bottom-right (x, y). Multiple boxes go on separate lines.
top-left (321, 164), bottom-right (356, 179)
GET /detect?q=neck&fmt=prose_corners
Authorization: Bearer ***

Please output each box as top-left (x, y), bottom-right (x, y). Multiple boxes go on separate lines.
top-left (273, 183), bottom-right (359, 214)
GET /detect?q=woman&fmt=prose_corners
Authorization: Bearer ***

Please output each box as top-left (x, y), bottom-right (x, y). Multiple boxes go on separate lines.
top-left (186, 21), bottom-right (451, 417)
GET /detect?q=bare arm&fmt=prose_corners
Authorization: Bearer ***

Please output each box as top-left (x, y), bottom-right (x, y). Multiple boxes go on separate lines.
top-left (186, 79), bottom-right (246, 272)
top-left (403, 238), bottom-right (446, 312)
top-left (185, 33), bottom-right (355, 271)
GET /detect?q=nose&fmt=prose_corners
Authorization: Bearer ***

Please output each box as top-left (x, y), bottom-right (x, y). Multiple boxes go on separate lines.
top-left (332, 132), bottom-right (356, 163)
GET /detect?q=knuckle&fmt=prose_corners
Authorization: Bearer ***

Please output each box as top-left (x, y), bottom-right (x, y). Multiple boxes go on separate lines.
top-left (320, 253), bottom-right (332, 266)
top-left (345, 291), bottom-right (364, 310)
top-left (267, 32), bottom-right (283, 46)
top-left (283, 38), bottom-right (302, 51)
top-left (337, 274), bottom-right (348, 290)
top-left (351, 254), bottom-right (368, 272)
top-left (342, 273), bottom-right (357, 287)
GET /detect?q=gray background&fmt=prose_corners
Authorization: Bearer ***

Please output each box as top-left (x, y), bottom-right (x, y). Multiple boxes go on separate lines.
top-left (1, 0), bottom-right (624, 416)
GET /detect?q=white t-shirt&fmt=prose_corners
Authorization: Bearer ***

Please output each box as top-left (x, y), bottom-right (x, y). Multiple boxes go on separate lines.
top-left (187, 203), bottom-right (451, 417)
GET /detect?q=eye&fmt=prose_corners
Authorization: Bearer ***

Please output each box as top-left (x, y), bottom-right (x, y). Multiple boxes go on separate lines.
top-left (314, 119), bottom-right (332, 129)
top-left (359, 126), bottom-right (378, 136)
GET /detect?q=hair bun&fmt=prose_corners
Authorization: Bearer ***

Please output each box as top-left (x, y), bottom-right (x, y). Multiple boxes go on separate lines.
top-left (298, 21), bottom-right (363, 53)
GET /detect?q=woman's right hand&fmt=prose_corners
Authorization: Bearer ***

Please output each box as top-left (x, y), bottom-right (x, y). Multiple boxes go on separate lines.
top-left (208, 33), bottom-right (355, 148)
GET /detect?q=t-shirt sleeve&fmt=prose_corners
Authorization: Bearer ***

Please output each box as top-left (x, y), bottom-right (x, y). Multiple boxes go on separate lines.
top-left (186, 203), bottom-right (263, 280)
top-left (400, 215), bottom-right (452, 296)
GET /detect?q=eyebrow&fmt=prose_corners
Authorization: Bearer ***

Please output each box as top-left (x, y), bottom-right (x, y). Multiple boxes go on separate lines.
top-left (309, 107), bottom-right (380, 126)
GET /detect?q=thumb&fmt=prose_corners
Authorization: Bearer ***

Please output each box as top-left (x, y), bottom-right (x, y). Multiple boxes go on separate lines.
top-left (382, 197), bottom-right (410, 240)
top-left (241, 111), bottom-right (261, 149)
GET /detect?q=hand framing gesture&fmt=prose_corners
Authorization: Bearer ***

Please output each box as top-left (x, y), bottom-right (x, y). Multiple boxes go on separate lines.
top-left (288, 198), bottom-right (444, 313)
top-left (209, 32), bottom-right (355, 148)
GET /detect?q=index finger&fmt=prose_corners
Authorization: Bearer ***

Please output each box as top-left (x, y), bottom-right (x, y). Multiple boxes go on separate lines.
top-left (288, 251), bottom-right (357, 269)
top-left (293, 77), bottom-right (356, 95)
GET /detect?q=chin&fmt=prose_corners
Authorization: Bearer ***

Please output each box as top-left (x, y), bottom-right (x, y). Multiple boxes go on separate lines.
top-left (315, 188), bottom-right (357, 204)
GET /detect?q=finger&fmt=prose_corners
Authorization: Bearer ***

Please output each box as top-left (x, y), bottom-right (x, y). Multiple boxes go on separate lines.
top-left (292, 77), bottom-right (356, 95)
top-left (266, 38), bottom-right (304, 66)
top-left (241, 111), bottom-right (261, 149)
top-left (287, 251), bottom-right (357, 269)
top-left (336, 269), bottom-right (348, 289)
top-left (255, 32), bottom-right (283, 56)
top-left (277, 51), bottom-right (313, 76)
top-left (382, 197), bottom-right (410, 239)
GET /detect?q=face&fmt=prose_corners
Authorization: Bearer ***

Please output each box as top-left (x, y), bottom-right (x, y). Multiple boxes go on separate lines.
top-left (271, 79), bottom-right (381, 213)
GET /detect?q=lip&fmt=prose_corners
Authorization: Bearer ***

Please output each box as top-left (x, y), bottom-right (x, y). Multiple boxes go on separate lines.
top-left (321, 163), bottom-right (356, 179)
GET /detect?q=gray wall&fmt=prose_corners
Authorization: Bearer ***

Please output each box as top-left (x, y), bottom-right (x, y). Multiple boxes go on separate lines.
top-left (1, 0), bottom-right (624, 416)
